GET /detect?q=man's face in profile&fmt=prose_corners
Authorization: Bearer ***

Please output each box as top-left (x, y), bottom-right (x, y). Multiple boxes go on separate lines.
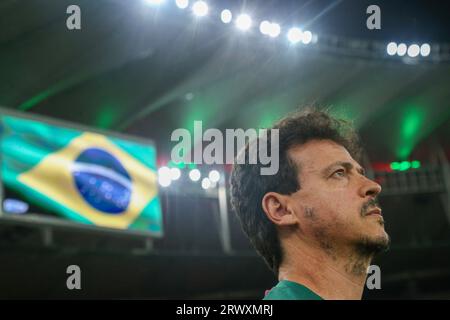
top-left (288, 139), bottom-right (390, 256)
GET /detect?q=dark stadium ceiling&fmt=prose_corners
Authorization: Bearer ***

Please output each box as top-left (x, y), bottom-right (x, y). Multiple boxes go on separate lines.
top-left (0, 0), bottom-right (449, 162)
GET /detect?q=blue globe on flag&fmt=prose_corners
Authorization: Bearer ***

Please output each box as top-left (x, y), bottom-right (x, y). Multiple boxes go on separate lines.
top-left (72, 148), bottom-right (132, 214)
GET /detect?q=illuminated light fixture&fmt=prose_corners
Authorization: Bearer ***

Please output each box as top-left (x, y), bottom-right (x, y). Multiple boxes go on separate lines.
top-left (175, 0), bottom-right (189, 9)
top-left (158, 166), bottom-right (171, 176)
top-left (287, 27), bottom-right (303, 44)
top-left (268, 22), bottom-right (281, 38)
top-left (158, 176), bottom-right (171, 187)
top-left (221, 9), bottom-right (232, 23)
top-left (235, 14), bottom-right (252, 31)
top-left (386, 42), bottom-right (397, 56)
top-left (302, 30), bottom-right (312, 44)
top-left (407, 44), bottom-right (420, 57)
top-left (420, 43), bottom-right (431, 57)
top-left (390, 160), bottom-right (420, 171)
top-left (170, 167), bottom-right (181, 180)
top-left (411, 160), bottom-right (421, 169)
top-left (397, 43), bottom-right (407, 56)
top-left (399, 161), bottom-right (411, 171)
top-left (259, 20), bottom-right (271, 35)
top-left (260, 21), bottom-right (280, 38)
top-left (390, 162), bottom-right (400, 170)
top-left (201, 177), bottom-right (211, 189)
top-left (208, 170), bottom-right (220, 183)
top-left (192, 1), bottom-right (208, 17)
top-left (144, 0), bottom-right (165, 5)
top-left (189, 169), bottom-right (201, 181)
top-left (158, 166), bottom-right (172, 187)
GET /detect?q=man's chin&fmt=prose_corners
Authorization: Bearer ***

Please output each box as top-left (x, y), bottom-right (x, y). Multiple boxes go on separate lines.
top-left (355, 233), bottom-right (390, 257)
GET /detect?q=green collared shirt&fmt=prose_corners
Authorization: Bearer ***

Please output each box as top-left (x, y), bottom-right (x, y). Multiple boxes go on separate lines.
top-left (263, 280), bottom-right (323, 300)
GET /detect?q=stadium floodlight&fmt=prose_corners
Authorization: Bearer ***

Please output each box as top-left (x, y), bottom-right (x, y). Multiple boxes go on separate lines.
top-left (192, 1), bottom-right (208, 17)
top-left (302, 30), bottom-right (312, 44)
top-left (175, 0), bottom-right (189, 9)
top-left (236, 14), bottom-right (252, 31)
top-left (221, 9), bottom-right (232, 23)
top-left (407, 44), bottom-right (420, 57)
top-left (397, 43), bottom-right (407, 56)
top-left (169, 167), bottom-right (181, 180)
top-left (387, 42), bottom-right (397, 56)
top-left (420, 43), bottom-right (431, 57)
top-left (287, 27), bottom-right (303, 44)
top-left (189, 169), bottom-right (201, 181)
top-left (259, 20), bottom-right (271, 35)
top-left (158, 166), bottom-right (172, 187)
top-left (208, 170), bottom-right (220, 183)
top-left (201, 177), bottom-right (211, 189)
top-left (268, 23), bottom-right (281, 38)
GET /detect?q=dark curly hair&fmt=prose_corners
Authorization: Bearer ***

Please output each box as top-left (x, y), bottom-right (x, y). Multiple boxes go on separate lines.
top-left (229, 108), bottom-right (362, 275)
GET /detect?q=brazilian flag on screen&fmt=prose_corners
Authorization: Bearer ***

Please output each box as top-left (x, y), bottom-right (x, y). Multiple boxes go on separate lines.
top-left (0, 114), bottom-right (163, 235)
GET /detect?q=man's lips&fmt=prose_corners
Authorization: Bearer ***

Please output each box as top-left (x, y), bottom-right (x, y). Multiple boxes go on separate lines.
top-left (365, 208), bottom-right (382, 216)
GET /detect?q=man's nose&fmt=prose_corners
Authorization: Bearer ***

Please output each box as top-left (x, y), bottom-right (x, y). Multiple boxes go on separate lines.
top-left (360, 176), bottom-right (382, 198)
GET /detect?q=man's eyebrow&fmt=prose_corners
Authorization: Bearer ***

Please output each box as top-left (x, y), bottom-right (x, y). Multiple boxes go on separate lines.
top-left (321, 161), bottom-right (365, 176)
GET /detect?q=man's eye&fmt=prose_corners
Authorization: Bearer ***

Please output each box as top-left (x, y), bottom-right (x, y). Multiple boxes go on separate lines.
top-left (332, 169), bottom-right (346, 178)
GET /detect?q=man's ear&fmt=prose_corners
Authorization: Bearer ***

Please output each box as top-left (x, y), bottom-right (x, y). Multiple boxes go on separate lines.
top-left (262, 192), bottom-right (298, 226)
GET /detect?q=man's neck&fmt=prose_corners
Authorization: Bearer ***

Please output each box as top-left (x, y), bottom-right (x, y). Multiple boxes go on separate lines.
top-left (278, 239), bottom-right (372, 300)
